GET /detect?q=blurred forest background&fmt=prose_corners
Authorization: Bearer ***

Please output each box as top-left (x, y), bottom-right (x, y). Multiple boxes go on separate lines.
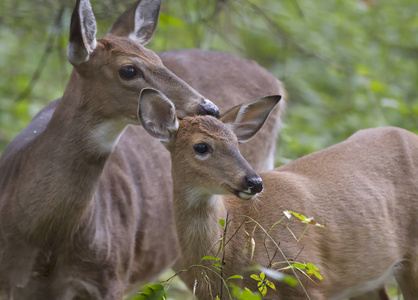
top-left (0, 0), bottom-right (417, 162)
top-left (0, 0), bottom-right (416, 299)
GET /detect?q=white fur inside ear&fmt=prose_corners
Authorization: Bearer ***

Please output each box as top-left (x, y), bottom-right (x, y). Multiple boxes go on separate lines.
top-left (230, 104), bottom-right (261, 143)
top-left (128, 13), bottom-right (147, 44)
top-left (142, 119), bottom-right (162, 140)
top-left (140, 91), bottom-right (178, 142)
top-left (129, 8), bottom-right (143, 43)
top-left (142, 116), bottom-right (178, 143)
top-left (79, 0), bottom-right (97, 54)
top-left (128, 3), bottom-right (154, 45)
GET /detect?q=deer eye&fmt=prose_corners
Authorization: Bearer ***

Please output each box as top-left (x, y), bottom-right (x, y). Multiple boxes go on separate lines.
top-left (119, 65), bottom-right (140, 80)
top-left (194, 143), bottom-right (209, 154)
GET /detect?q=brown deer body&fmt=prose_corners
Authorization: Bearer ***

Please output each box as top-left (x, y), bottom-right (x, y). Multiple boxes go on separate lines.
top-left (0, 0), bottom-right (285, 299)
top-left (139, 89), bottom-right (418, 300)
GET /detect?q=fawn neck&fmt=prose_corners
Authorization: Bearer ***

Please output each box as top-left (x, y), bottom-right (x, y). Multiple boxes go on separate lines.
top-left (172, 181), bottom-right (227, 263)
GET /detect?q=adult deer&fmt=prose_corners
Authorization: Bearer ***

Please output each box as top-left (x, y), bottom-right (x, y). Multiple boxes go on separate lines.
top-left (139, 88), bottom-right (418, 300)
top-left (0, 0), bottom-right (286, 298)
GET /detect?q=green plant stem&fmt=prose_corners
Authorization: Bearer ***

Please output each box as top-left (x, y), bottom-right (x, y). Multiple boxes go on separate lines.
top-left (162, 264), bottom-right (233, 300)
top-left (297, 224), bottom-right (310, 242)
top-left (237, 215), bottom-right (312, 300)
top-left (220, 212), bottom-right (229, 300)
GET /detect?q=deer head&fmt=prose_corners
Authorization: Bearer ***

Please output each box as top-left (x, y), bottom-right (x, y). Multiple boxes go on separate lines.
top-left (138, 88), bottom-right (281, 201)
top-left (65, 0), bottom-right (219, 126)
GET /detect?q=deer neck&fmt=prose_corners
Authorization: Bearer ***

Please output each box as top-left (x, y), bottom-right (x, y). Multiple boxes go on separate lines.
top-left (56, 71), bottom-right (128, 155)
top-left (172, 180), bottom-right (227, 265)
top-left (13, 71), bottom-right (128, 243)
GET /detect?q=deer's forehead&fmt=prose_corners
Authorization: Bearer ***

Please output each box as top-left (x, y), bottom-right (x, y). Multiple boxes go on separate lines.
top-left (177, 117), bottom-right (238, 145)
top-left (95, 36), bottom-right (162, 65)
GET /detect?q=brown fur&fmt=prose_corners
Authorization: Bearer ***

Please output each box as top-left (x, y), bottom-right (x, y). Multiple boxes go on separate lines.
top-left (0, 1), bottom-right (285, 299)
top-left (166, 114), bottom-right (418, 300)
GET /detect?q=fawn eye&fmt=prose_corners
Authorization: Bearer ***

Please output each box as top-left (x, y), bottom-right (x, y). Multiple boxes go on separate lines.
top-left (119, 65), bottom-right (140, 80)
top-left (194, 143), bottom-right (209, 154)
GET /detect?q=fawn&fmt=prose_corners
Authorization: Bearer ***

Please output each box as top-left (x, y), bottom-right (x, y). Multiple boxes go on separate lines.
top-left (139, 88), bottom-right (418, 300)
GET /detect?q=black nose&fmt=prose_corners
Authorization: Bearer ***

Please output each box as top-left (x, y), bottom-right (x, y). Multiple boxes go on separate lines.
top-left (198, 99), bottom-right (220, 118)
top-left (245, 176), bottom-right (263, 194)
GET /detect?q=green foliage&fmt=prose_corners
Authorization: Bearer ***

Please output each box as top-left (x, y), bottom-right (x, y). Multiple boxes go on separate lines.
top-left (255, 266), bottom-right (298, 288)
top-left (227, 275), bottom-right (244, 281)
top-left (283, 210), bottom-right (325, 227)
top-left (279, 262), bottom-right (323, 282)
top-left (1, 0), bottom-right (417, 157)
top-left (230, 284), bottom-right (262, 300)
top-left (0, 2), bottom-right (414, 297)
top-left (145, 214), bottom-right (322, 299)
top-left (250, 272), bottom-right (276, 297)
top-left (201, 255), bottom-right (221, 262)
top-left (131, 284), bottom-right (166, 300)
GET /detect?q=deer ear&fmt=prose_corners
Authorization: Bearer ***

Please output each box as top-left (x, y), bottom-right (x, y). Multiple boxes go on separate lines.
top-left (67, 0), bottom-right (97, 66)
top-left (138, 88), bottom-right (179, 143)
top-left (221, 95), bottom-right (281, 143)
top-left (108, 0), bottom-right (161, 45)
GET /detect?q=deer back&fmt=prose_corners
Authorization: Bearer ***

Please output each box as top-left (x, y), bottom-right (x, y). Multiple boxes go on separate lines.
top-left (229, 127), bottom-right (418, 299)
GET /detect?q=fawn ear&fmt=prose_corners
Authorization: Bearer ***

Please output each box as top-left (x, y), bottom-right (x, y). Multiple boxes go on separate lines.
top-left (108, 0), bottom-right (161, 45)
top-left (138, 88), bottom-right (179, 143)
top-left (67, 0), bottom-right (97, 65)
top-left (221, 95), bottom-right (281, 143)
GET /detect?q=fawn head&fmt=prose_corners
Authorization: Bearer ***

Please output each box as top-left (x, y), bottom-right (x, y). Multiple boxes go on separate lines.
top-left (138, 89), bottom-right (281, 200)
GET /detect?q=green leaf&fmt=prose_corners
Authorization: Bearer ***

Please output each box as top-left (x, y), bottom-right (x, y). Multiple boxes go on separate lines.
top-left (283, 210), bottom-right (325, 227)
top-left (230, 284), bottom-right (262, 300)
top-left (219, 218), bottom-right (226, 227)
top-left (201, 256), bottom-right (220, 262)
top-left (370, 79), bottom-right (384, 93)
top-left (283, 275), bottom-right (298, 287)
top-left (306, 263), bottom-right (323, 280)
top-left (250, 274), bottom-right (261, 281)
top-left (227, 275), bottom-right (244, 281)
top-left (291, 263), bottom-right (307, 269)
top-left (130, 284), bottom-right (166, 300)
top-left (306, 263), bottom-right (319, 271)
top-left (312, 269), bottom-right (323, 281)
top-left (259, 272), bottom-right (265, 280)
top-left (259, 285), bottom-right (267, 296)
top-left (266, 281), bottom-right (276, 291)
top-left (290, 262), bottom-right (323, 281)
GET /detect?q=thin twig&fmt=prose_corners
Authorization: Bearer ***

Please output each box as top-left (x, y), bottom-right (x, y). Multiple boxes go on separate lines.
top-left (238, 215), bottom-right (312, 300)
top-left (263, 217), bottom-right (286, 266)
top-left (297, 224), bottom-right (310, 242)
top-left (162, 264), bottom-right (233, 300)
top-left (225, 218), bottom-right (246, 247)
top-left (293, 245), bottom-right (305, 261)
top-left (267, 248), bottom-right (278, 269)
top-left (220, 212), bottom-right (229, 300)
